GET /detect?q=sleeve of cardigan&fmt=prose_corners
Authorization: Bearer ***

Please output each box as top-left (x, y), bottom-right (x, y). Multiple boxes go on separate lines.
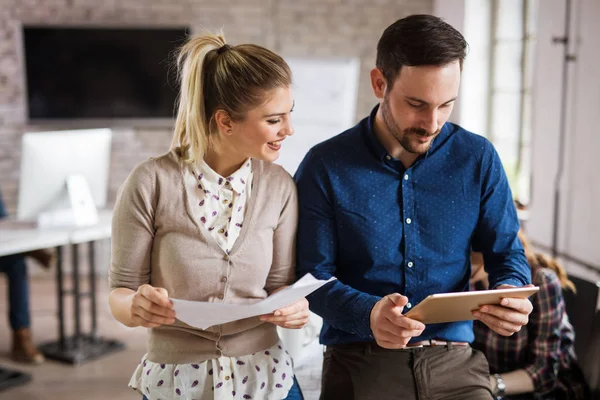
top-left (264, 171), bottom-right (298, 294)
top-left (109, 159), bottom-right (157, 291)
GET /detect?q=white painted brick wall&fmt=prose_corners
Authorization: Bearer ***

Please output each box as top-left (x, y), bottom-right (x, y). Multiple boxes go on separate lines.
top-left (0, 0), bottom-right (432, 213)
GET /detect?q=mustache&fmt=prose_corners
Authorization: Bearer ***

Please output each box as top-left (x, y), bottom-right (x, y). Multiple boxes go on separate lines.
top-left (404, 128), bottom-right (440, 137)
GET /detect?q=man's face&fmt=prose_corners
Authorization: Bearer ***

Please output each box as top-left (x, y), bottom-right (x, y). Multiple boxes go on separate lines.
top-left (378, 61), bottom-right (461, 155)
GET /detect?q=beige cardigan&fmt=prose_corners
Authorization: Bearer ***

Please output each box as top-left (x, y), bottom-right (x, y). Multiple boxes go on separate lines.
top-left (109, 150), bottom-right (298, 364)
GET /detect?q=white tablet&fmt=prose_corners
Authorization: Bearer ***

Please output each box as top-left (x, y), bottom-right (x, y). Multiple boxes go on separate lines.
top-left (404, 287), bottom-right (540, 324)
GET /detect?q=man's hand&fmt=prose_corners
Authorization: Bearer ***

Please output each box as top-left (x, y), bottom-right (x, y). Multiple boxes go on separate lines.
top-left (370, 293), bottom-right (425, 349)
top-left (472, 284), bottom-right (534, 336)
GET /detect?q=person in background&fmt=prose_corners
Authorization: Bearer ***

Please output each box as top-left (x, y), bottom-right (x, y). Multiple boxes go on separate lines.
top-left (471, 230), bottom-right (591, 400)
top-left (108, 32), bottom-right (308, 400)
top-left (294, 14), bottom-right (533, 399)
top-left (0, 187), bottom-right (54, 364)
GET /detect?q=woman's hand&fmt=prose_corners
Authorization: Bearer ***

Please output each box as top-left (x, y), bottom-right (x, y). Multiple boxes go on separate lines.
top-left (260, 295), bottom-right (310, 329)
top-left (130, 284), bottom-right (176, 328)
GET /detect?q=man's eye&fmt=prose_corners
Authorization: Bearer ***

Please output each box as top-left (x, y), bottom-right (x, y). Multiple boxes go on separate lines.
top-left (267, 119), bottom-right (281, 124)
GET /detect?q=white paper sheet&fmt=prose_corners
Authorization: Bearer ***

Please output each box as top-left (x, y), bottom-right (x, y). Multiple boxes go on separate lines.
top-left (171, 273), bottom-right (336, 330)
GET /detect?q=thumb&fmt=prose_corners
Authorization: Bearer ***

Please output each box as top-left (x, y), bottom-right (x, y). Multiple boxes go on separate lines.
top-left (154, 287), bottom-right (173, 308)
top-left (386, 293), bottom-right (408, 308)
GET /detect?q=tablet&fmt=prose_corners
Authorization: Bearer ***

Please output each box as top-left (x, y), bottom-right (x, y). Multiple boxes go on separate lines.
top-left (404, 287), bottom-right (539, 324)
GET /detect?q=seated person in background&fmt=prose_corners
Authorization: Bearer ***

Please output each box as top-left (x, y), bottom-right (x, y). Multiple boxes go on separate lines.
top-left (471, 230), bottom-right (590, 400)
top-left (0, 187), bottom-right (54, 364)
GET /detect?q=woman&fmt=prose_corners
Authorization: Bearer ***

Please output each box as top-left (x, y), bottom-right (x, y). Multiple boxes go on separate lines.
top-left (471, 231), bottom-right (590, 399)
top-left (108, 32), bottom-right (308, 400)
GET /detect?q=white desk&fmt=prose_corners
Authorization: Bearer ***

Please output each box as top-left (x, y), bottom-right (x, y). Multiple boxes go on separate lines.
top-left (0, 229), bottom-right (70, 257)
top-left (0, 210), bottom-right (112, 254)
top-left (0, 210), bottom-right (123, 368)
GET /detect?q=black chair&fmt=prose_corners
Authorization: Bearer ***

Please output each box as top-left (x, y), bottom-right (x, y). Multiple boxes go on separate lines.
top-left (563, 275), bottom-right (600, 396)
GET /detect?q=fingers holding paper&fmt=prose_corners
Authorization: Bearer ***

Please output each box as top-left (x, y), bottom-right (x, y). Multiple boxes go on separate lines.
top-left (130, 284), bottom-right (176, 328)
top-left (472, 284), bottom-right (534, 336)
top-left (260, 297), bottom-right (310, 329)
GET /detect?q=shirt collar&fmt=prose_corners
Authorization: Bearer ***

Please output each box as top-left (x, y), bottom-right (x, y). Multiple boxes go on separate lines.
top-left (197, 158), bottom-right (252, 195)
top-left (363, 104), bottom-right (453, 164)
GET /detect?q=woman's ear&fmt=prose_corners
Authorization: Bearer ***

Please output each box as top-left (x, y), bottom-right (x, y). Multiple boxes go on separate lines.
top-left (214, 109), bottom-right (234, 136)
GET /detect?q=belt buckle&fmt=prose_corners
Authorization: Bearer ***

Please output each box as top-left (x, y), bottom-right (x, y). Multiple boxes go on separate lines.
top-left (401, 343), bottom-right (424, 351)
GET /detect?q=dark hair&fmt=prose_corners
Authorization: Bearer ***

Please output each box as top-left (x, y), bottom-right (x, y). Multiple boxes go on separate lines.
top-left (376, 14), bottom-right (468, 86)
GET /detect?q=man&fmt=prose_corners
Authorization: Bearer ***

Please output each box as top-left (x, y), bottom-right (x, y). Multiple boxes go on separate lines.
top-left (295, 14), bottom-right (533, 399)
top-left (0, 188), bottom-right (51, 364)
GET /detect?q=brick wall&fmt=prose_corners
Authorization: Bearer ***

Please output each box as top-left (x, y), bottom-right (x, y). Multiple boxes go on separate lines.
top-left (0, 0), bottom-right (432, 214)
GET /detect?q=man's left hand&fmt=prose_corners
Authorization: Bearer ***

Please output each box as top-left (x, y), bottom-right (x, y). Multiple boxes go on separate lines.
top-left (472, 284), bottom-right (534, 336)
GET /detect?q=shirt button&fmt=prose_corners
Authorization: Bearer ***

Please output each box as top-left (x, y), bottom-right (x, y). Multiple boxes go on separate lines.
top-left (404, 174), bottom-right (409, 180)
top-left (218, 294), bottom-right (224, 300)
top-left (407, 261), bottom-right (414, 268)
top-left (218, 228), bottom-right (225, 234)
top-left (221, 276), bottom-right (227, 283)
top-left (385, 155), bottom-right (391, 160)
top-left (406, 302), bottom-right (412, 308)
top-left (223, 255), bottom-right (230, 261)
top-left (406, 218), bottom-right (412, 224)
top-left (223, 199), bottom-right (229, 204)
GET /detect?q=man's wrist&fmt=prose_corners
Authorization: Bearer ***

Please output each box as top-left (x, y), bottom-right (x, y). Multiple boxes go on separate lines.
top-left (493, 373), bottom-right (506, 398)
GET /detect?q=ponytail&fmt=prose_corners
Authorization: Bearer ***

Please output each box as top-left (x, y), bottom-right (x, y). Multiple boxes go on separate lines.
top-left (171, 31), bottom-right (292, 164)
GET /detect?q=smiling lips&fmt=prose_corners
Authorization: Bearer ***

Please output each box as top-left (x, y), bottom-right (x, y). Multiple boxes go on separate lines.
top-left (267, 139), bottom-right (284, 150)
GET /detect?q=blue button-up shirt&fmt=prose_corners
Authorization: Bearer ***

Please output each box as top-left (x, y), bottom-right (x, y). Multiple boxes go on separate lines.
top-left (294, 105), bottom-right (531, 346)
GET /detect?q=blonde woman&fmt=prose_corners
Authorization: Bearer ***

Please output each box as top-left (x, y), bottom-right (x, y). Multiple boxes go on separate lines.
top-left (471, 231), bottom-right (590, 399)
top-left (108, 33), bottom-right (308, 400)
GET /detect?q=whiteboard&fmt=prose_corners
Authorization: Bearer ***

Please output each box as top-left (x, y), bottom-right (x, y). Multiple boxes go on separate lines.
top-left (275, 57), bottom-right (361, 175)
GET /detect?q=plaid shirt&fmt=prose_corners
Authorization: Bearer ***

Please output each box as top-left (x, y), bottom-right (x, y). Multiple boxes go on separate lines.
top-left (473, 267), bottom-right (588, 399)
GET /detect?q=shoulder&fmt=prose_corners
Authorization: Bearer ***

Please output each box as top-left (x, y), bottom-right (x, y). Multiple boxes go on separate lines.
top-left (445, 123), bottom-right (496, 162)
top-left (533, 266), bottom-right (562, 290)
top-left (303, 124), bottom-right (363, 166)
top-left (531, 266), bottom-right (564, 307)
top-left (120, 151), bottom-right (181, 194)
top-left (254, 160), bottom-right (296, 196)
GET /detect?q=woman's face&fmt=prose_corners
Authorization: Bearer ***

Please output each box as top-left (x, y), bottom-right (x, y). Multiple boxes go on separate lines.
top-left (228, 86), bottom-right (295, 163)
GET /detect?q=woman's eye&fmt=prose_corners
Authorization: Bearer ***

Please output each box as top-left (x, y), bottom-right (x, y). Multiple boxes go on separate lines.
top-left (267, 119), bottom-right (281, 124)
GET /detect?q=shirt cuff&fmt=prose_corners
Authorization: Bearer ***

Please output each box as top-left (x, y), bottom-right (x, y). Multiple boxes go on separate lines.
top-left (355, 295), bottom-right (381, 338)
top-left (492, 278), bottom-right (527, 289)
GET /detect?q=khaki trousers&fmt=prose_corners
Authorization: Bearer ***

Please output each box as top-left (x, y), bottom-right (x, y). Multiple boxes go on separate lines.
top-left (320, 342), bottom-right (493, 400)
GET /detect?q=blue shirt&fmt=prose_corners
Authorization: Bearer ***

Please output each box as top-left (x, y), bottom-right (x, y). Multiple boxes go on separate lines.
top-left (294, 106), bottom-right (531, 346)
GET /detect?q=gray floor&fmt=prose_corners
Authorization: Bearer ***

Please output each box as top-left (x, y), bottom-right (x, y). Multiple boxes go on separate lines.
top-left (0, 274), bottom-right (323, 400)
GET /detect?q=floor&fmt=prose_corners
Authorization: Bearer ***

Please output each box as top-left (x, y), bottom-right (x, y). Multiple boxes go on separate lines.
top-left (0, 274), bottom-right (324, 400)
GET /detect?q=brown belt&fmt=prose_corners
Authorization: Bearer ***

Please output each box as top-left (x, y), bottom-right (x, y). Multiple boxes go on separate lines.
top-left (331, 340), bottom-right (469, 353)
top-left (406, 339), bottom-right (469, 348)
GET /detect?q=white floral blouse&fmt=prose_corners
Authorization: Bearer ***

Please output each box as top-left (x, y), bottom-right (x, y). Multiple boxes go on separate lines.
top-left (129, 158), bottom-right (295, 400)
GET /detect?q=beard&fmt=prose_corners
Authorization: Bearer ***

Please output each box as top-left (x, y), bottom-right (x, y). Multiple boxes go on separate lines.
top-left (381, 97), bottom-right (440, 155)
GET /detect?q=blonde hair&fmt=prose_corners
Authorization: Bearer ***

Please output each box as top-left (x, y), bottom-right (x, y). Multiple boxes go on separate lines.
top-left (518, 230), bottom-right (576, 293)
top-left (171, 32), bottom-right (292, 164)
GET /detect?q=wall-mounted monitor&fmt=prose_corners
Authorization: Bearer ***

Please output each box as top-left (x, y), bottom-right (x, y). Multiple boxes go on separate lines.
top-left (22, 26), bottom-right (188, 122)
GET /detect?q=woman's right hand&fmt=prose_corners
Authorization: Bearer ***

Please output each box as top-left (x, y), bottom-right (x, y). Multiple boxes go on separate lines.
top-left (130, 284), bottom-right (176, 328)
